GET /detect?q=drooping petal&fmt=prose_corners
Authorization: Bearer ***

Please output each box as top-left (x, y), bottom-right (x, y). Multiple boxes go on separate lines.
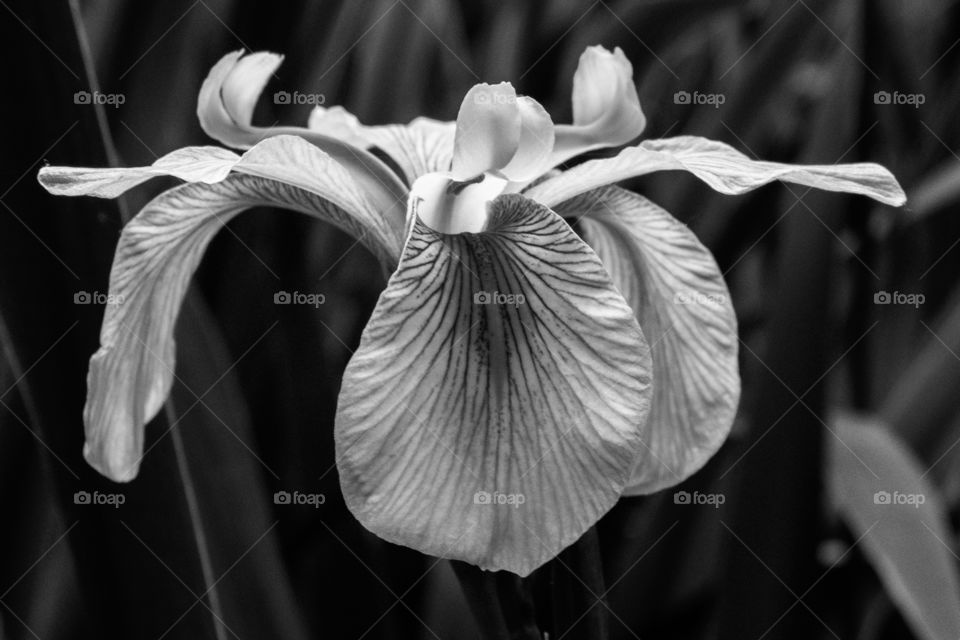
top-left (38, 147), bottom-right (239, 198)
top-left (196, 51), bottom-right (409, 215)
top-left (499, 97), bottom-right (555, 182)
top-left (335, 193), bottom-right (653, 576)
top-left (309, 106), bottom-right (455, 184)
top-left (451, 83), bottom-right (522, 180)
top-left (550, 46), bottom-right (646, 167)
top-left (558, 187), bottom-right (739, 494)
top-left (64, 140), bottom-right (403, 482)
top-left (528, 135), bottom-right (907, 208)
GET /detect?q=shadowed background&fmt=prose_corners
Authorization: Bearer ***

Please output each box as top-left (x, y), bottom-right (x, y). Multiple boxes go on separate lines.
top-left (1, 0), bottom-right (959, 638)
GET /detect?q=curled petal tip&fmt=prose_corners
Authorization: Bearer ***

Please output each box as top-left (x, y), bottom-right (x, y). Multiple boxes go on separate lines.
top-left (83, 440), bottom-right (139, 483)
top-left (550, 45), bottom-right (646, 167)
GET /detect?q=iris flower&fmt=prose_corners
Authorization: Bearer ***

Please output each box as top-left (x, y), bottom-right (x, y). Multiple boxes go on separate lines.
top-left (39, 46), bottom-right (904, 576)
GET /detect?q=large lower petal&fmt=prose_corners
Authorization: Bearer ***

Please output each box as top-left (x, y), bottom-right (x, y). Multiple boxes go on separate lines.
top-left (335, 193), bottom-right (652, 576)
top-left (560, 187), bottom-right (739, 494)
top-left (308, 107), bottom-right (454, 185)
top-left (82, 159), bottom-right (401, 482)
top-left (527, 135), bottom-right (907, 208)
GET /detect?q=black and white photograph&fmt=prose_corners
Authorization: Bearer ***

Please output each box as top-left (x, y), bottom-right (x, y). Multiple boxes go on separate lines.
top-left (1, 1), bottom-right (958, 638)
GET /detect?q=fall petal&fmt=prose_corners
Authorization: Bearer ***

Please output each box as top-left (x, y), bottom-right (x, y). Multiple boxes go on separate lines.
top-left (38, 147), bottom-right (239, 198)
top-left (335, 193), bottom-right (652, 576)
top-left (77, 140), bottom-right (402, 482)
top-left (528, 135), bottom-right (907, 208)
top-left (309, 107), bottom-right (455, 184)
top-left (559, 187), bottom-right (739, 494)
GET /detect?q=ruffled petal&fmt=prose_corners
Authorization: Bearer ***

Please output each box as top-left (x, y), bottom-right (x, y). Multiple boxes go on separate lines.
top-left (196, 51), bottom-right (408, 214)
top-left (499, 97), bottom-right (555, 182)
top-left (46, 138), bottom-right (403, 482)
top-left (559, 187), bottom-right (739, 494)
top-left (309, 106), bottom-right (454, 184)
top-left (38, 147), bottom-right (239, 198)
top-left (451, 83), bottom-right (521, 180)
top-left (528, 135), bottom-right (907, 208)
top-left (335, 193), bottom-right (653, 576)
top-left (550, 46), bottom-right (646, 167)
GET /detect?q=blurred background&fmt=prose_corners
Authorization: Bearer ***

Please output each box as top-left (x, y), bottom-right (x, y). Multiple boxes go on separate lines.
top-left (2, 0), bottom-right (959, 638)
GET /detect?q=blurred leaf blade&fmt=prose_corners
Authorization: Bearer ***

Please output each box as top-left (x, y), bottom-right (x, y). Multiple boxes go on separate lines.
top-left (828, 411), bottom-right (960, 640)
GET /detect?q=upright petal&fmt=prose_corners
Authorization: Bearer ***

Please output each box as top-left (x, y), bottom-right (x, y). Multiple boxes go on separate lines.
top-left (528, 135), bottom-right (907, 208)
top-left (451, 83), bottom-right (522, 180)
top-left (550, 46), bottom-right (646, 167)
top-left (196, 51), bottom-right (409, 216)
top-left (336, 193), bottom-right (652, 576)
top-left (499, 97), bottom-right (555, 182)
top-left (56, 138), bottom-right (403, 482)
top-left (309, 107), bottom-right (455, 185)
top-left (558, 187), bottom-right (739, 494)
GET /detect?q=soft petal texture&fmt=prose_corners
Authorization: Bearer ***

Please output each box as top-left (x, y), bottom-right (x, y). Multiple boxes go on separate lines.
top-left (528, 135), bottom-right (908, 208)
top-left (451, 83), bottom-right (522, 180)
top-left (551, 46), bottom-right (645, 167)
top-left (309, 106), bottom-right (455, 184)
top-left (38, 147), bottom-right (239, 198)
top-left (559, 187), bottom-right (739, 493)
top-left (335, 193), bottom-right (653, 576)
top-left (196, 51), bottom-right (408, 216)
top-left (409, 173), bottom-right (507, 234)
top-left (77, 139), bottom-right (404, 482)
top-left (499, 97), bottom-right (555, 182)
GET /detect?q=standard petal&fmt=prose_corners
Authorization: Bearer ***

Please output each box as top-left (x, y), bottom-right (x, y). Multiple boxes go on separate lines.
top-left (80, 143), bottom-right (403, 482)
top-left (309, 107), bottom-right (455, 184)
top-left (196, 51), bottom-right (409, 214)
top-left (528, 135), bottom-right (907, 208)
top-left (559, 187), bottom-right (739, 494)
top-left (499, 96), bottom-right (555, 182)
top-left (550, 46), bottom-right (645, 167)
top-left (38, 147), bottom-right (239, 198)
top-left (451, 83), bottom-right (521, 180)
top-left (335, 193), bottom-right (653, 576)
